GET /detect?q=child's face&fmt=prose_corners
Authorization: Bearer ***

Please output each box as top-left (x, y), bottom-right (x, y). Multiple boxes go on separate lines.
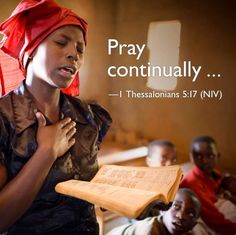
top-left (191, 142), bottom-right (218, 176)
top-left (147, 146), bottom-right (177, 167)
top-left (162, 191), bottom-right (200, 235)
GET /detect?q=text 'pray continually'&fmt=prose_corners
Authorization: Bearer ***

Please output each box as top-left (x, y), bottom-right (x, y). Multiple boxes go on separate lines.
top-left (107, 39), bottom-right (202, 82)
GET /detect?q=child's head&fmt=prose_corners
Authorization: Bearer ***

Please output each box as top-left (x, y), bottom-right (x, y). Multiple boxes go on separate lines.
top-left (146, 140), bottom-right (177, 167)
top-left (190, 136), bottom-right (219, 176)
top-left (162, 188), bottom-right (201, 235)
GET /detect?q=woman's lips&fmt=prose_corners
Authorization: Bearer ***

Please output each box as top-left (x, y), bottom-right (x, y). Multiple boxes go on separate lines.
top-left (58, 67), bottom-right (75, 79)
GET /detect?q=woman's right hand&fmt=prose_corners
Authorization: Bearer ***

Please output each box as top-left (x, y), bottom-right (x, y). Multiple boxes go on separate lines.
top-left (35, 112), bottom-right (76, 160)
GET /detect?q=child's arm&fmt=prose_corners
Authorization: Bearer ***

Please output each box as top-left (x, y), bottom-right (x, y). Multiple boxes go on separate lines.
top-left (219, 175), bottom-right (236, 205)
top-left (193, 185), bottom-right (236, 234)
top-left (225, 193), bottom-right (236, 205)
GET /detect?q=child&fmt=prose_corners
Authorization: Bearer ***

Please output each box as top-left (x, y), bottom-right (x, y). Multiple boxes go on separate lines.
top-left (146, 140), bottom-right (177, 167)
top-left (107, 188), bottom-right (201, 235)
top-left (142, 140), bottom-right (177, 217)
top-left (181, 136), bottom-right (236, 235)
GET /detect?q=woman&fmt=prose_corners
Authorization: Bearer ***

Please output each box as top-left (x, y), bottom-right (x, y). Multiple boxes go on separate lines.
top-left (0, 0), bottom-right (111, 234)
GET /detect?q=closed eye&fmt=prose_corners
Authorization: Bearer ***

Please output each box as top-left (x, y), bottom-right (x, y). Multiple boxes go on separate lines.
top-left (76, 47), bottom-right (84, 54)
top-left (54, 40), bottom-right (67, 46)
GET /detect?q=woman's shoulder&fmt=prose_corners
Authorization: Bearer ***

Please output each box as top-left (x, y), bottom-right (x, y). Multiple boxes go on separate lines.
top-left (0, 92), bottom-right (15, 147)
top-left (0, 91), bottom-right (13, 105)
top-left (65, 95), bottom-right (112, 126)
top-left (0, 84), bottom-right (27, 122)
top-left (65, 95), bottom-right (112, 142)
top-left (0, 91), bottom-right (15, 119)
top-left (89, 102), bottom-right (112, 126)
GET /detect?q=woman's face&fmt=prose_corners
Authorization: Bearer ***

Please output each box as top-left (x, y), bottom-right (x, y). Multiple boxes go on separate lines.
top-left (29, 25), bottom-right (85, 89)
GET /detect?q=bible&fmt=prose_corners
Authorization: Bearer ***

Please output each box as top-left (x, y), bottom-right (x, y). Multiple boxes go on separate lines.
top-left (55, 164), bottom-right (183, 218)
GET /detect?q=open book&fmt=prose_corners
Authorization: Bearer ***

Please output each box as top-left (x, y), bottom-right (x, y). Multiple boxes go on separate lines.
top-left (55, 165), bottom-right (183, 218)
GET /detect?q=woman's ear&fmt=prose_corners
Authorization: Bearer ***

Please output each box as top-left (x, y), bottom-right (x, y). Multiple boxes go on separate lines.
top-left (25, 53), bottom-right (35, 71)
top-left (28, 49), bottom-right (37, 63)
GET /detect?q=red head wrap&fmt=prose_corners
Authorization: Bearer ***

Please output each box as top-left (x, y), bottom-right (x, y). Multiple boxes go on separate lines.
top-left (0, 0), bottom-right (87, 96)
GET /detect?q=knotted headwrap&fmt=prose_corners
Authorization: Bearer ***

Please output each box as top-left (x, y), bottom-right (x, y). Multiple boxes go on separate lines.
top-left (0, 0), bottom-right (88, 96)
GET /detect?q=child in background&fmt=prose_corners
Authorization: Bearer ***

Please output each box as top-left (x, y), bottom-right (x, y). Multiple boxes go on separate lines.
top-left (107, 188), bottom-right (201, 235)
top-left (146, 139), bottom-right (193, 175)
top-left (146, 140), bottom-right (177, 167)
top-left (144, 140), bottom-right (177, 217)
top-left (181, 135), bottom-right (236, 235)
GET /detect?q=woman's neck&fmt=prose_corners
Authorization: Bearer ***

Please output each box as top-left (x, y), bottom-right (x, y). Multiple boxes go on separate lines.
top-left (25, 77), bottom-right (61, 123)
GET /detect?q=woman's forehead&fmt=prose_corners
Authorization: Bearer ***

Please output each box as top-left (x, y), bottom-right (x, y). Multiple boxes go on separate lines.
top-left (50, 25), bottom-right (85, 42)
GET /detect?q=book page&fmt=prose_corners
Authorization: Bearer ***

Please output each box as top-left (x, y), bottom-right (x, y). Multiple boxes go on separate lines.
top-left (55, 180), bottom-right (159, 218)
top-left (92, 165), bottom-right (182, 201)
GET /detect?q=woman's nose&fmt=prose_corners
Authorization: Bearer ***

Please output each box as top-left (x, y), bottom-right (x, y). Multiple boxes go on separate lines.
top-left (67, 53), bottom-right (78, 62)
top-left (66, 45), bottom-right (78, 62)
